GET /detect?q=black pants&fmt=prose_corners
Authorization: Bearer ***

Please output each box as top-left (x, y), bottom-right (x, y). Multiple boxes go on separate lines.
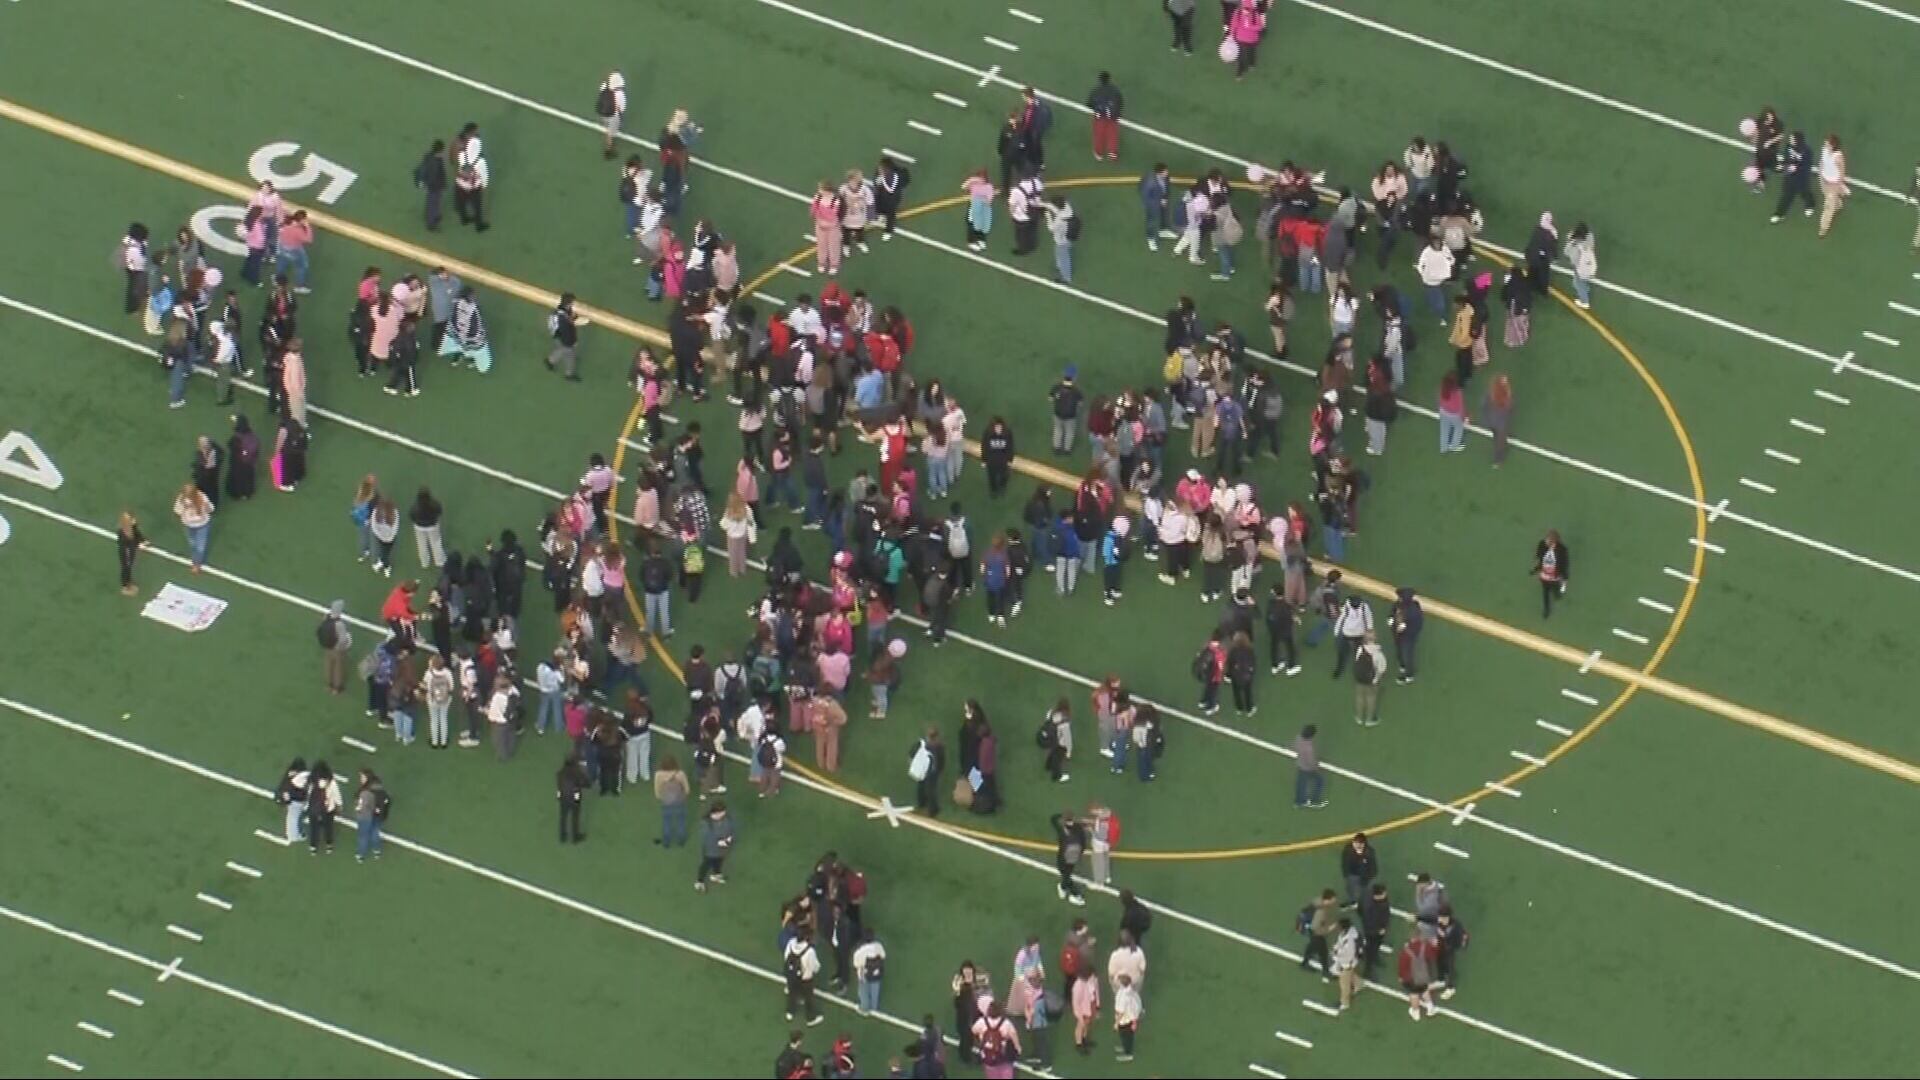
top-left (308, 811), bottom-right (334, 850)
top-left (1267, 627), bottom-right (1297, 670)
top-left (118, 547), bottom-right (137, 588)
top-left (1235, 39), bottom-right (1258, 76)
top-left (951, 556), bottom-right (974, 593)
top-left (697, 855), bottom-right (725, 883)
top-left (1541, 578), bottom-right (1563, 617)
top-left (1231, 678), bottom-right (1254, 713)
top-left (424, 187), bottom-right (443, 231)
top-left (1199, 680), bottom-right (1220, 710)
top-left (1453, 347), bottom-right (1474, 387)
top-left (1118, 1021), bottom-right (1136, 1055)
top-left (558, 799), bottom-right (583, 842)
top-left (1169, 10), bottom-right (1194, 51)
top-left (1045, 744), bottom-right (1067, 780)
top-left (875, 197), bottom-right (899, 235)
top-left (987, 460), bottom-right (1010, 495)
top-left (454, 185), bottom-right (488, 229)
top-left (1776, 174), bottom-right (1817, 217)
top-left (1438, 945), bottom-right (1459, 987)
top-left (928, 601), bottom-right (950, 643)
top-left (999, 159), bottom-right (1019, 197)
top-left (431, 319), bottom-right (448, 352)
top-left (1394, 631), bottom-right (1418, 677)
top-left (917, 774), bottom-right (941, 817)
top-left (785, 977), bottom-right (819, 1020)
top-left (1528, 256), bottom-right (1553, 295)
top-left (1014, 218), bottom-right (1038, 255)
top-left (682, 570), bottom-right (704, 603)
top-left (1362, 930), bottom-right (1387, 978)
top-left (1332, 636), bottom-right (1362, 678)
top-left (124, 269), bottom-right (146, 314)
top-left (1375, 219), bottom-right (1400, 270)
top-left (264, 360), bottom-right (285, 415)
top-left (1300, 934), bottom-right (1332, 975)
top-left (1246, 417), bottom-right (1280, 458)
top-left (1056, 852), bottom-right (1081, 897)
top-left (386, 354), bottom-right (417, 394)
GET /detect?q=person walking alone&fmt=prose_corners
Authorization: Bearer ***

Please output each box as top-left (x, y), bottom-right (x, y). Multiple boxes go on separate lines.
top-left (696, 800), bottom-right (736, 890)
top-left (1481, 373), bottom-right (1513, 467)
top-left (1562, 222), bottom-right (1598, 310)
top-left (1389, 586), bottom-right (1423, 684)
top-left (1353, 631), bottom-right (1386, 726)
top-left (414, 140), bottom-right (447, 231)
top-left (782, 931), bottom-right (826, 1026)
top-left (1086, 72), bottom-right (1124, 161)
top-left (173, 483), bottom-right (213, 573)
top-left (353, 769), bottom-right (387, 863)
top-left (1817, 133), bottom-right (1849, 238)
top-left (1293, 724), bottom-right (1326, 808)
top-left (116, 510), bottom-right (147, 596)
top-left (1051, 810), bottom-right (1089, 906)
top-left (409, 487), bottom-right (446, 569)
top-left (1532, 528), bottom-right (1570, 617)
top-left (318, 600), bottom-right (353, 694)
top-left (595, 71), bottom-right (627, 159)
top-left (557, 752), bottom-right (588, 843)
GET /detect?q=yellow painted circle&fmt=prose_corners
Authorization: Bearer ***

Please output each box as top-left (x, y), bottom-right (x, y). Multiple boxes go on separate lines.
top-left (617, 174), bottom-right (1711, 861)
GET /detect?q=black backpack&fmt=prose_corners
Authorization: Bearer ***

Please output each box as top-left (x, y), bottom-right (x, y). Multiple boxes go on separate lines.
top-left (316, 616), bottom-right (339, 649)
top-left (373, 787), bottom-right (393, 822)
top-left (784, 943), bottom-right (809, 980)
top-left (862, 951), bottom-right (884, 981)
top-left (1065, 212), bottom-right (1084, 242)
top-left (595, 86), bottom-right (617, 117)
top-left (1191, 645), bottom-right (1216, 682)
top-left (757, 737), bottom-right (778, 769)
top-left (1354, 646), bottom-right (1378, 685)
top-left (1036, 718), bottom-right (1058, 750)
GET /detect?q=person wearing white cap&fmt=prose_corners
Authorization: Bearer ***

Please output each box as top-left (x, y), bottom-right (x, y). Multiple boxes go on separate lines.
top-left (595, 71), bottom-right (627, 159)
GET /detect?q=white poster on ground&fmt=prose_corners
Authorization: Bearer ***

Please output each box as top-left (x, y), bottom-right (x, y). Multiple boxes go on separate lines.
top-left (141, 583), bottom-right (228, 633)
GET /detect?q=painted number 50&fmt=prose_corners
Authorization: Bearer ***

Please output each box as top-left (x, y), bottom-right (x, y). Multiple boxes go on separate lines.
top-left (189, 141), bottom-right (359, 258)
top-left (247, 141), bottom-right (358, 205)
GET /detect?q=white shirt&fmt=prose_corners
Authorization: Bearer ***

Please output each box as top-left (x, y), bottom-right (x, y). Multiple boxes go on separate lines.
top-left (536, 661), bottom-right (564, 694)
top-left (600, 73), bottom-right (627, 114)
top-left (735, 703), bottom-right (766, 745)
top-left (210, 322), bottom-right (236, 366)
top-left (783, 939), bottom-right (821, 981)
top-left (1335, 601), bottom-right (1374, 639)
top-left (1107, 945), bottom-right (1146, 991)
top-left (1819, 145), bottom-right (1845, 184)
top-left (457, 137), bottom-right (489, 186)
top-left (487, 689), bottom-right (513, 726)
top-left (851, 940), bottom-right (887, 981)
top-left (1416, 245), bottom-right (1455, 286)
top-left (784, 305), bottom-right (825, 343)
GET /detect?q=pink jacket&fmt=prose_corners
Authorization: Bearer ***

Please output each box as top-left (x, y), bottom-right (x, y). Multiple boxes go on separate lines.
top-left (281, 350), bottom-right (307, 399)
top-left (810, 194), bottom-right (840, 231)
top-left (1230, 5), bottom-right (1264, 45)
top-left (369, 304), bottom-right (403, 358)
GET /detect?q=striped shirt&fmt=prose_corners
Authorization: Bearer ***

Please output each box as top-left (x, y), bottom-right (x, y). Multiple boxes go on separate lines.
top-left (452, 296), bottom-right (487, 348)
top-left (121, 235), bottom-right (147, 272)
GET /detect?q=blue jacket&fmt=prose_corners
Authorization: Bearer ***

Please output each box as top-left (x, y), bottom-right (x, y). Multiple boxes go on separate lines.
top-left (1053, 516), bottom-right (1082, 560)
top-left (1139, 172), bottom-right (1168, 211)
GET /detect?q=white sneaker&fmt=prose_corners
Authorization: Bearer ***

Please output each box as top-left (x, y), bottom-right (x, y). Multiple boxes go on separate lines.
top-left (1423, 997), bottom-right (1438, 1016)
top-left (1067, 892), bottom-right (1086, 907)
top-left (1158, 229), bottom-right (1178, 239)
top-left (1440, 986), bottom-right (1456, 1000)
top-left (1147, 240), bottom-right (1159, 252)
top-left (1410, 1005), bottom-right (1423, 1021)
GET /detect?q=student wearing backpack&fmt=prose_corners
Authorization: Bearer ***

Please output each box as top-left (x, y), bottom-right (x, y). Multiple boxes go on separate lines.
top-left (973, 1001), bottom-right (1022, 1079)
top-left (545, 293), bottom-right (592, 381)
top-left (1353, 631), bottom-right (1387, 726)
top-left (1434, 908), bottom-right (1468, 998)
top-left (1300, 889), bottom-right (1339, 977)
top-left (782, 930), bottom-right (825, 1026)
top-left (1399, 932), bottom-right (1441, 1020)
top-left (1192, 632), bottom-right (1226, 715)
top-left (353, 769), bottom-right (388, 863)
top-left (1225, 630), bottom-right (1258, 715)
top-left (852, 929), bottom-right (887, 1014)
top-left (595, 71), bottom-right (627, 159)
top-left (908, 727), bottom-right (945, 816)
top-left (317, 601), bottom-right (353, 695)
top-left (1039, 699), bottom-right (1072, 782)
top-left (1051, 811), bottom-right (1090, 906)
top-left (1043, 198), bottom-right (1078, 284)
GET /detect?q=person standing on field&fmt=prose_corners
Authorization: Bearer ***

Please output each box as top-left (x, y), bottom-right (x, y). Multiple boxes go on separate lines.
top-left (414, 140), bottom-right (447, 231)
top-left (696, 800), bottom-right (735, 890)
top-left (556, 752), bottom-right (587, 842)
top-left (1816, 133), bottom-right (1849, 238)
top-left (1562, 222), bottom-right (1598, 309)
top-left (1043, 197), bottom-right (1078, 284)
top-left (1166, 0), bottom-right (1197, 53)
top-left (1353, 631), bottom-right (1386, 726)
top-left (1086, 71), bottom-right (1124, 161)
top-left (1340, 832), bottom-right (1379, 907)
top-left (410, 487), bottom-right (446, 569)
top-left (1293, 724), bottom-right (1326, 808)
top-left (116, 510), bottom-right (147, 597)
top-left (276, 757), bottom-right (308, 843)
top-left (452, 123), bottom-right (490, 232)
top-left (596, 71), bottom-right (627, 159)
top-left (1051, 810), bottom-right (1089, 906)
top-left (1389, 586), bottom-right (1423, 684)
top-left (545, 293), bottom-right (592, 381)
top-left (1330, 917), bottom-right (1362, 1012)
top-left (1531, 528), bottom-right (1570, 618)
top-left (1399, 932), bottom-right (1440, 1020)
top-left (318, 599), bottom-right (352, 694)
top-left (1300, 889), bottom-right (1339, 977)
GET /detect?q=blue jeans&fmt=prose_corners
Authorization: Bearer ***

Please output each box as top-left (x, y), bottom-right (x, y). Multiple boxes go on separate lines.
top-left (1137, 743), bottom-right (1156, 780)
top-left (644, 591), bottom-right (671, 636)
top-left (242, 248), bottom-right (266, 286)
top-left (355, 814), bottom-right (382, 859)
top-left (276, 247), bottom-right (310, 288)
top-left (168, 360), bottom-right (190, 405)
top-left (1439, 412), bottom-right (1466, 451)
top-left (1305, 614), bottom-right (1333, 647)
top-left (1029, 526), bottom-right (1055, 568)
top-left (537, 691), bottom-right (564, 734)
top-left (1573, 274), bottom-right (1592, 305)
top-left (625, 203), bottom-right (640, 236)
top-left (661, 801), bottom-right (689, 846)
top-left (1321, 522), bottom-right (1346, 562)
top-left (1294, 768), bottom-right (1324, 806)
top-left (1054, 242), bottom-right (1073, 284)
top-left (1297, 257), bottom-right (1324, 294)
top-left (183, 522), bottom-right (210, 566)
top-left (391, 707), bottom-right (415, 744)
top-left (858, 979), bottom-right (882, 1012)
top-left (1217, 242), bottom-right (1235, 276)
top-left (767, 470), bottom-right (800, 510)
top-left (1425, 283), bottom-right (1448, 317)
top-left (925, 454), bottom-right (951, 497)
top-left (1109, 732), bottom-right (1128, 773)
top-left (357, 518), bottom-right (373, 559)
top-left (284, 800), bottom-right (307, 842)
top-left (804, 481), bottom-right (827, 525)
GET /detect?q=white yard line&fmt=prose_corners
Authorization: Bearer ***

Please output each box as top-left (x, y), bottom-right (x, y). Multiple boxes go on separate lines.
top-left (1637, 597), bottom-right (1677, 615)
top-left (252, 829), bottom-right (290, 847)
top-left (1889, 301), bottom-right (1920, 318)
top-left (225, 860), bottom-right (263, 878)
top-left (4, 399), bottom-right (1914, 991)
top-left (906, 119), bottom-right (943, 136)
top-left (195, 892), bottom-right (233, 912)
top-left (105, 989), bottom-right (144, 1007)
top-left (75, 1022), bottom-right (113, 1040)
top-left (932, 90), bottom-right (969, 108)
top-left (1578, 650), bottom-right (1600, 675)
top-left (1687, 537), bottom-right (1726, 554)
top-left (0, 905), bottom-right (475, 1077)
top-left (1862, 331), bottom-right (1901, 348)
top-left (1662, 567), bottom-right (1697, 584)
top-left (1836, 0), bottom-right (1920, 28)
top-left (1560, 688), bottom-right (1600, 707)
top-left (1611, 628), bottom-right (1650, 646)
top-left (982, 34), bottom-right (1020, 52)
top-left (734, 0), bottom-right (1920, 397)
top-left (1280, 0), bottom-right (1907, 202)
top-left (1273, 1028), bottom-right (1316, 1049)
top-left (1485, 780), bottom-right (1523, 798)
top-left (339, 735), bottom-right (378, 754)
top-left (1008, 7), bottom-right (1045, 25)
top-left (1762, 449), bottom-right (1800, 466)
top-left (1510, 750), bottom-right (1548, 767)
top-left (1248, 1066), bottom-right (1288, 1080)
top-left (1433, 841), bottom-right (1472, 860)
top-left (878, 147), bottom-right (917, 165)
top-left (1789, 419), bottom-right (1827, 435)
top-left (1738, 478), bottom-right (1777, 495)
top-left (165, 925), bottom-right (203, 944)
top-left (46, 1056), bottom-right (83, 1073)
top-left (1536, 719), bottom-right (1575, 737)
top-left (1814, 389), bottom-right (1853, 406)
top-left (201, 11), bottom-right (1920, 587)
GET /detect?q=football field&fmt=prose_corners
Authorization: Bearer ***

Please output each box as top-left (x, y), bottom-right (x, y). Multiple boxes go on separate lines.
top-left (1, 1), bottom-right (1917, 1075)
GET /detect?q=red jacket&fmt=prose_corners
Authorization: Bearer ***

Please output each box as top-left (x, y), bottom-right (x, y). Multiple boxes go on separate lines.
top-left (380, 586), bottom-right (416, 625)
top-left (1398, 935), bottom-right (1440, 986)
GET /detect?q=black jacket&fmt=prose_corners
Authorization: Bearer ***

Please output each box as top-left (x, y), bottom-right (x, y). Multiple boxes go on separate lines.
top-left (1119, 896), bottom-right (1153, 941)
top-left (1340, 842), bottom-right (1379, 883)
top-left (1359, 891), bottom-right (1392, 937)
top-left (1164, 305), bottom-right (1200, 353)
